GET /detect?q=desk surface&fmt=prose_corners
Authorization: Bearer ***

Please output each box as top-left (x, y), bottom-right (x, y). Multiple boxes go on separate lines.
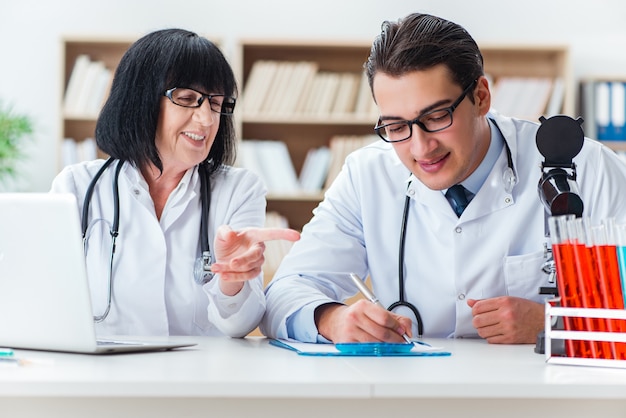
top-left (2, 337), bottom-right (626, 418)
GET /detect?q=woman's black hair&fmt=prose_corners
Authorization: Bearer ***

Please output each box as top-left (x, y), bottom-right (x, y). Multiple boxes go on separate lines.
top-left (95, 28), bottom-right (238, 175)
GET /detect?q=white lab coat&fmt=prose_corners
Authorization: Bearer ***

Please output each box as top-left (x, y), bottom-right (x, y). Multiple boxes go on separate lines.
top-left (261, 112), bottom-right (626, 341)
top-left (51, 160), bottom-right (266, 337)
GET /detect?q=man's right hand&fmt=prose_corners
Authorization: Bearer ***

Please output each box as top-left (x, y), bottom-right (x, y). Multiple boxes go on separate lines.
top-left (314, 300), bottom-right (413, 343)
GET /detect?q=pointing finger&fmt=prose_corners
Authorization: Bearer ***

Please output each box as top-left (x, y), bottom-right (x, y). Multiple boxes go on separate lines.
top-left (243, 227), bottom-right (301, 243)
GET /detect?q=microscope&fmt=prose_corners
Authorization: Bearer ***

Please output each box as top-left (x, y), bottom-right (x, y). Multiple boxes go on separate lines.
top-left (534, 114), bottom-right (585, 354)
top-left (537, 115), bottom-right (585, 218)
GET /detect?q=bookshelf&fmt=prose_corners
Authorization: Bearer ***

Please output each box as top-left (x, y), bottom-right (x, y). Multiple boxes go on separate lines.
top-left (60, 39), bottom-right (575, 229)
top-left (234, 41), bottom-right (574, 232)
top-left (578, 76), bottom-right (626, 153)
top-left (235, 40), bottom-right (378, 232)
top-left (60, 37), bottom-right (138, 168)
top-left (480, 44), bottom-right (574, 117)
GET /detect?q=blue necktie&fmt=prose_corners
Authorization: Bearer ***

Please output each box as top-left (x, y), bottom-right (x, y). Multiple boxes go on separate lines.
top-left (446, 185), bottom-right (469, 217)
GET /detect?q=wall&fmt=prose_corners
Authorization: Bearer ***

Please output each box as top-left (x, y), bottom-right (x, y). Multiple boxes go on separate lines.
top-left (2, 0), bottom-right (626, 191)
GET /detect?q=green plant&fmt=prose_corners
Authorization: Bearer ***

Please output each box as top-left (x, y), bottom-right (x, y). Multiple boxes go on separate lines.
top-left (0, 103), bottom-right (33, 181)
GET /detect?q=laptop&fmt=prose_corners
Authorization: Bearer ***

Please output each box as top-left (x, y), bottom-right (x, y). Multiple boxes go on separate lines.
top-left (0, 193), bottom-right (196, 354)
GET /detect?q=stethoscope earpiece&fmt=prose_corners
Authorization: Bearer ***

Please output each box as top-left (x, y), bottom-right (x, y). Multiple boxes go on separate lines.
top-left (502, 166), bottom-right (517, 194)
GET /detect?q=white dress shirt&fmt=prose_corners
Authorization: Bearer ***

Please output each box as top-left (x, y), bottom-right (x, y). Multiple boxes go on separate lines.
top-left (261, 111), bottom-right (626, 341)
top-left (51, 160), bottom-right (266, 337)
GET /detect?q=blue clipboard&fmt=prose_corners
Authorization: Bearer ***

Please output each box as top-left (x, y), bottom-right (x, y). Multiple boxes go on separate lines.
top-left (269, 339), bottom-right (451, 357)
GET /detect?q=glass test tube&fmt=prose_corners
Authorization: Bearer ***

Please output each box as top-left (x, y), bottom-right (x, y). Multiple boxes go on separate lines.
top-left (572, 217), bottom-right (613, 358)
top-left (548, 215), bottom-right (583, 358)
top-left (609, 221), bottom-right (626, 360)
top-left (613, 222), bottom-right (626, 307)
top-left (589, 222), bottom-right (624, 359)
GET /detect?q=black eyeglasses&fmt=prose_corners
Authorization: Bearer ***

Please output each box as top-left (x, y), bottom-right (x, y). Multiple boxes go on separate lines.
top-left (374, 80), bottom-right (477, 143)
top-left (164, 87), bottom-right (236, 115)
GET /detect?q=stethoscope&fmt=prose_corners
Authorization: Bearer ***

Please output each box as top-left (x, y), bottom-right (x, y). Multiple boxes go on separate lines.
top-left (391, 131), bottom-right (516, 337)
top-left (81, 157), bottom-right (214, 323)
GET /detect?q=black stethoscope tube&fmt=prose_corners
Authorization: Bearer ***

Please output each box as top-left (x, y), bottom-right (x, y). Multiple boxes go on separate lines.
top-left (388, 193), bottom-right (425, 337)
top-left (81, 158), bottom-right (212, 322)
top-left (391, 134), bottom-right (516, 338)
top-left (82, 157), bottom-right (122, 323)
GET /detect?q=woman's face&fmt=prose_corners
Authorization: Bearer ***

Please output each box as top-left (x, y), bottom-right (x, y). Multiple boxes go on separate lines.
top-left (154, 87), bottom-right (222, 173)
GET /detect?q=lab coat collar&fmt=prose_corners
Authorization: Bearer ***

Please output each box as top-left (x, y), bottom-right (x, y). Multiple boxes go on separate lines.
top-left (119, 163), bottom-right (200, 231)
top-left (487, 110), bottom-right (521, 174)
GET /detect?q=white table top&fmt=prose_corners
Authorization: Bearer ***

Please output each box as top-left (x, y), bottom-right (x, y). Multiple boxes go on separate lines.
top-left (2, 336), bottom-right (626, 417)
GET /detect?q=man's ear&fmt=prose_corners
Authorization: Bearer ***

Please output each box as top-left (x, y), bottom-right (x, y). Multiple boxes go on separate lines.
top-left (474, 76), bottom-right (491, 116)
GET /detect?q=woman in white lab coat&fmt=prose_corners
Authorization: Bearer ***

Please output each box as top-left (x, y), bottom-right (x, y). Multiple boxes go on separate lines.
top-left (51, 29), bottom-right (299, 337)
top-left (260, 13), bottom-right (626, 344)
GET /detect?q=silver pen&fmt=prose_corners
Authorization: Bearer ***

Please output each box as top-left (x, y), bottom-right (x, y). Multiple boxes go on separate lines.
top-left (349, 272), bottom-right (413, 344)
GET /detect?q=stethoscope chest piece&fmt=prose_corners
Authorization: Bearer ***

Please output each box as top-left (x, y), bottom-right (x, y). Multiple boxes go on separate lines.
top-left (194, 250), bottom-right (215, 285)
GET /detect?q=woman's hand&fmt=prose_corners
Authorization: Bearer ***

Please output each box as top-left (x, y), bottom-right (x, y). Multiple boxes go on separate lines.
top-left (210, 225), bottom-right (300, 296)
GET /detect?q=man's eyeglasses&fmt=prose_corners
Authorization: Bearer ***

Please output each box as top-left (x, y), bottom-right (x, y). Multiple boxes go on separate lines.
top-left (374, 80), bottom-right (477, 143)
top-left (164, 87), bottom-right (236, 115)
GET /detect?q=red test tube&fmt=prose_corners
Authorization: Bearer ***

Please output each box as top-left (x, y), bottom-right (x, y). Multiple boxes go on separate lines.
top-left (548, 215), bottom-right (583, 358)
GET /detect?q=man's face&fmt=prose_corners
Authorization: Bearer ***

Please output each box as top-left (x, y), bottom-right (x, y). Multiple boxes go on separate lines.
top-left (373, 65), bottom-right (491, 191)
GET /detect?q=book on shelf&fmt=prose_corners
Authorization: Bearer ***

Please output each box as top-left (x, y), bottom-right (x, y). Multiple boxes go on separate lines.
top-left (331, 73), bottom-right (360, 116)
top-left (63, 54), bottom-right (91, 115)
top-left (241, 60), bottom-right (275, 115)
top-left (611, 81), bottom-right (626, 141)
top-left (299, 146), bottom-right (331, 192)
top-left (292, 63), bottom-right (320, 115)
top-left (353, 72), bottom-right (378, 119)
top-left (313, 72), bottom-right (341, 116)
top-left (237, 136), bottom-right (378, 195)
top-left (595, 81), bottom-right (613, 141)
top-left (579, 79), bottom-right (626, 141)
top-left (490, 76), bottom-right (554, 122)
top-left (545, 77), bottom-right (565, 117)
top-left (324, 134), bottom-right (379, 189)
top-left (242, 59), bottom-right (377, 119)
top-left (237, 140), bottom-right (300, 194)
top-left (579, 79), bottom-right (597, 139)
top-left (261, 61), bottom-right (295, 115)
top-left (299, 72), bottom-right (327, 115)
top-left (243, 60), bottom-right (321, 117)
top-left (272, 61), bottom-right (318, 116)
top-left (64, 55), bottom-right (112, 118)
top-left (61, 137), bottom-right (98, 167)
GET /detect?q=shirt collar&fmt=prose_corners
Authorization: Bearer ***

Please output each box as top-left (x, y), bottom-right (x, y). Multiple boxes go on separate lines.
top-left (457, 118), bottom-right (504, 195)
top-left (405, 118), bottom-right (505, 194)
top-left (126, 163), bottom-right (199, 199)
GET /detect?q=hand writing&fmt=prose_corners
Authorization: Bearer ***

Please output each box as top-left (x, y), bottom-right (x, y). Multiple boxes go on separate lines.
top-left (315, 300), bottom-right (413, 343)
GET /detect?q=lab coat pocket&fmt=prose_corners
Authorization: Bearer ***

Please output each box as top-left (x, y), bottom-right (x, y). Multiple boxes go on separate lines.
top-left (503, 250), bottom-right (548, 303)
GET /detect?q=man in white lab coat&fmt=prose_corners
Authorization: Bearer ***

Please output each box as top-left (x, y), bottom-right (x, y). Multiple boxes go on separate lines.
top-left (261, 13), bottom-right (626, 344)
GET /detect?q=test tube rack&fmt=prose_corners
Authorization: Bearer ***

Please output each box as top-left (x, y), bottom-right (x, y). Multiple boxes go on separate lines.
top-left (545, 298), bottom-right (626, 368)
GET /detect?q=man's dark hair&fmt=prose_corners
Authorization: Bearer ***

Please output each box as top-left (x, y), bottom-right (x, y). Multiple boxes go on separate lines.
top-left (366, 13), bottom-right (484, 101)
